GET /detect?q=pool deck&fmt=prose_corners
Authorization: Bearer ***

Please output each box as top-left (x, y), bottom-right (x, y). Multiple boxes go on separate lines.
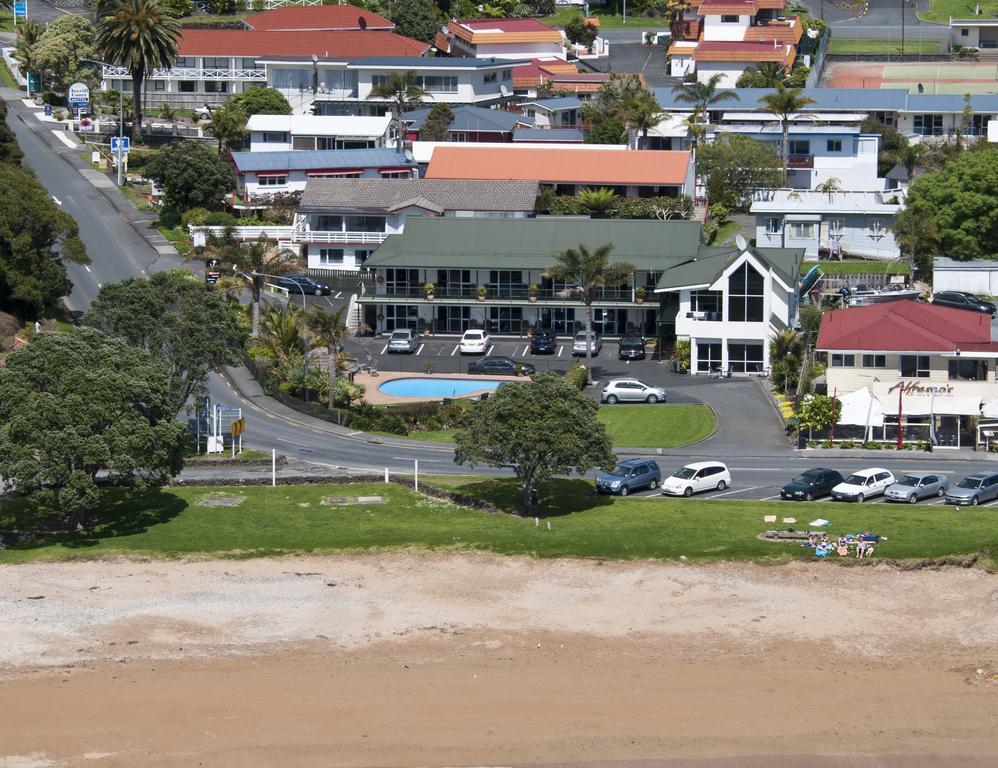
top-left (357, 371), bottom-right (523, 405)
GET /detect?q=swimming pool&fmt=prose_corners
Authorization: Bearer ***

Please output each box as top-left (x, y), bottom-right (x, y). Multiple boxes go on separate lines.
top-left (377, 377), bottom-right (507, 398)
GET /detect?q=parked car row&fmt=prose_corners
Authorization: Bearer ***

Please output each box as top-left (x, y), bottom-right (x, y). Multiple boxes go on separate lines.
top-left (386, 329), bottom-right (653, 361)
top-left (597, 460), bottom-right (730, 497)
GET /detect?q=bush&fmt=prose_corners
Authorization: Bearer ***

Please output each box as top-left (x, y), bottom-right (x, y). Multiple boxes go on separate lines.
top-left (348, 403), bottom-right (407, 435)
top-left (181, 207), bottom-right (213, 227)
top-left (564, 363), bottom-right (588, 391)
top-left (203, 211), bottom-right (237, 226)
top-left (861, 441), bottom-right (882, 450)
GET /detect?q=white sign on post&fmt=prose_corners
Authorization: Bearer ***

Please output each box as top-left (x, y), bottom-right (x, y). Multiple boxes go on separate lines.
top-left (68, 82), bottom-right (90, 111)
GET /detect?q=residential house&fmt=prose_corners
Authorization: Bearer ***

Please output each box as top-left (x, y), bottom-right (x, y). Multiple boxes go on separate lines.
top-left (949, 16), bottom-right (998, 52)
top-left (402, 105), bottom-right (532, 143)
top-left (751, 189), bottom-right (904, 260)
top-left (294, 177), bottom-right (539, 270)
top-left (517, 97), bottom-right (583, 129)
top-left (423, 146), bottom-right (695, 198)
top-left (817, 301), bottom-right (998, 447)
top-left (435, 18), bottom-right (566, 60)
top-left (511, 58), bottom-right (621, 99)
top-left (246, 114), bottom-right (394, 152)
top-left (409, 140), bottom-right (627, 165)
top-left (511, 127), bottom-right (585, 143)
top-left (230, 147), bottom-right (417, 200)
top-left (242, 4), bottom-right (394, 31)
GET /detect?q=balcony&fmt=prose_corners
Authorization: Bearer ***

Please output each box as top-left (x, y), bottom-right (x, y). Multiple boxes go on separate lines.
top-left (686, 311), bottom-right (723, 321)
top-left (102, 65), bottom-right (266, 81)
top-left (292, 230), bottom-right (389, 245)
top-left (378, 286), bottom-right (649, 304)
top-left (787, 154), bottom-right (815, 169)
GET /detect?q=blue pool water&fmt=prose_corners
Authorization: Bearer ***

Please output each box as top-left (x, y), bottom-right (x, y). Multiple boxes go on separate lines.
top-left (378, 377), bottom-right (506, 398)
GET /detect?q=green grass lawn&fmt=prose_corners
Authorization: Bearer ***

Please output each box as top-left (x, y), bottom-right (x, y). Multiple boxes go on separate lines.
top-left (800, 260), bottom-right (910, 276)
top-left (598, 404), bottom-right (715, 448)
top-left (542, 8), bottom-right (667, 28)
top-left (2, 480), bottom-right (994, 565)
top-left (919, 0), bottom-right (998, 23)
top-left (712, 220), bottom-right (741, 246)
top-left (828, 38), bottom-right (940, 55)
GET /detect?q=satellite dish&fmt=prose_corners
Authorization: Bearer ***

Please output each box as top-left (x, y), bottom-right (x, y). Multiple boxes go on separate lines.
top-left (735, 234), bottom-right (747, 251)
top-left (359, 17), bottom-right (367, 31)
top-left (500, 84), bottom-right (510, 97)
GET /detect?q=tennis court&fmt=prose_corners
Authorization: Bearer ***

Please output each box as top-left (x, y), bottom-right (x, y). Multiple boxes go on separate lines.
top-left (823, 61), bottom-right (998, 94)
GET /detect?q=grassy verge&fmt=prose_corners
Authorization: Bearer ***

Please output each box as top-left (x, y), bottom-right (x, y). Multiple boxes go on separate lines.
top-left (828, 38), bottom-right (940, 55)
top-left (0, 11), bottom-right (14, 33)
top-left (120, 184), bottom-right (156, 212)
top-left (2, 480), bottom-right (994, 565)
top-left (711, 220), bottom-right (741, 246)
top-left (0, 54), bottom-right (18, 88)
top-left (800, 260), bottom-right (910, 276)
top-left (919, 0), bottom-right (998, 24)
top-left (542, 8), bottom-right (667, 28)
top-left (598, 404), bottom-right (714, 448)
top-left (157, 224), bottom-right (193, 255)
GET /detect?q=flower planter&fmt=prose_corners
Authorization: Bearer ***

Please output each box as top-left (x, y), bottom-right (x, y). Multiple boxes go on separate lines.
top-left (426, 294), bottom-right (434, 301)
top-left (635, 298), bottom-right (645, 305)
top-left (477, 296), bottom-right (485, 302)
top-left (529, 296), bottom-right (538, 303)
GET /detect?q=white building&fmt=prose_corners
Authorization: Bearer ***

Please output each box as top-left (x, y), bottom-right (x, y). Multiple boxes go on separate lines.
top-left (949, 16), bottom-right (998, 51)
top-left (435, 18), bottom-right (566, 60)
top-left (933, 258), bottom-right (998, 295)
top-left (246, 114), bottom-right (394, 152)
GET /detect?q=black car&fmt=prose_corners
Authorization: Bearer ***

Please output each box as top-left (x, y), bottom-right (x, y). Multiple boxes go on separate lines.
top-left (618, 336), bottom-right (646, 361)
top-left (780, 468), bottom-right (844, 501)
top-left (274, 274), bottom-right (332, 296)
top-left (530, 329), bottom-right (557, 355)
top-left (932, 291), bottom-right (996, 315)
top-left (468, 357), bottom-right (536, 376)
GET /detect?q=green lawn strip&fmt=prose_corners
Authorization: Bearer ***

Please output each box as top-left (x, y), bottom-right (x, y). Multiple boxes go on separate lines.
top-left (598, 404), bottom-right (715, 448)
top-left (0, 52), bottom-right (18, 87)
top-left (919, 0), bottom-right (998, 24)
top-left (119, 184), bottom-right (156, 212)
top-left (0, 12), bottom-right (15, 33)
top-left (712, 220), bottom-right (741, 246)
top-left (799, 260), bottom-right (910, 276)
top-left (828, 38), bottom-right (939, 55)
top-left (542, 8), bottom-right (667, 28)
top-left (2, 480), bottom-right (994, 564)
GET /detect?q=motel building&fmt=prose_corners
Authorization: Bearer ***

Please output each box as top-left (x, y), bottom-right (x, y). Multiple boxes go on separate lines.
top-left (816, 301), bottom-right (998, 449)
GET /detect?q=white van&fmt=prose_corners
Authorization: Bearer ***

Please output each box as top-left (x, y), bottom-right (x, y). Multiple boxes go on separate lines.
top-left (661, 462), bottom-right (731, 497)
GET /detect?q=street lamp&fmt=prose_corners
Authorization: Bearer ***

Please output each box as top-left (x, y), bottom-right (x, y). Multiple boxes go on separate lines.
top-left (81, 57), bottom-right (124, 187)
top-left (251, 270), bottom-right (310, 403)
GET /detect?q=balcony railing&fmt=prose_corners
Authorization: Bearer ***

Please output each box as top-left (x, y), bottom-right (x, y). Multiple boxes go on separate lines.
top-left (686, 311), bottom-right (723, 321)
top-left (381, 286), bottom-right (649, 303)
top-left (292, 230), bottom-right (389, 244)
top-left (102, 65), bottom-right (266, 81)
top-left (787, 154), bottom-right (815, 169)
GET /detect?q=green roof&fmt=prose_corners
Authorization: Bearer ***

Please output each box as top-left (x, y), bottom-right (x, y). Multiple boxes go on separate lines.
top-left (366, 218), bottom-right (707, 270)
top-left (654, 245), bottom-right (804, 291)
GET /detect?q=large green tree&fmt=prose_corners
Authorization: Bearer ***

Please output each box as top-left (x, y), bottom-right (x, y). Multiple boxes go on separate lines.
top-left (204, 102), bottom-right (248, 155)
top-left (546, 243), bottom-right (634, 368)
top-left (367, 71), bottom-right (426, 153)
top-left (30, 15), bottom-right (97, 92)
top-left (0, 163), bottom-right (89, 320)
top-left (228, 87), bottom-right (292, 117)
top-left (390, 0), bottom-right (441, 44)
top-left (97, 0), bottom-right (181, 142)
top-left (583, 73), bottom-right (646, 133)
top-left (0, 101), bottom-right (23, 165)
top-left (146, 141), bottom-right (233, 224)
top-left (0, 328), bottom-right (186, 525)
top-left (696, 134), bottom-right (783, 211)
top-left (900, 147), bottom-right (998, 261)
top-left (418, 103), bottom-right (454, 142)
top-left (454, 372), bottom-right (615, 513)
top-left (12, 20), bottom-right (43, 94)
top-left (84, 271), bottom-right (243, 413)
top-left (758, 84), bottom-right (816, 175)
top-left (621, 89), bottom-right (665, 149)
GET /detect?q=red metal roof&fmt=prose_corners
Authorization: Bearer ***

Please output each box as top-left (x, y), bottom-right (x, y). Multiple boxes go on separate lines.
top-left (817, 301), bottom-right (997, 353)
top-left (457, 18), bottom-right (560, 32)
top-left (176, 29), bottom-right (428, 59)
top-left (243, 4), bottom-right (393, 31)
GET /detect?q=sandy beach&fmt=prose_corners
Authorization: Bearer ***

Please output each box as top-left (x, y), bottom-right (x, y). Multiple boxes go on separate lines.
top-left (1, 553), bottom-right (996, 767)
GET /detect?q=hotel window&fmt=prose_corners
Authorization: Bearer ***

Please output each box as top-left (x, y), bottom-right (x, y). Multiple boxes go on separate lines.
top-left (385, 268), bottom-right (419, 295)
top-left (484, 71), bottom-right (497, 83)
top-left (315, 215), bottom-right (343, 231)
top-left (862, 354), bottom-right (886, 368)
top-left (788, 222), bottom-right (815, 239)
top-left (449, 132), bottom-right (467, 142)
top-left (153, 80), bottom-right (165, 92)
top-left (203, 57), bottom-right (229, 69)
top-left (345, 215), bottom-right (385, 232)
top-left (827, 139), bottom-right (843, 152)
top-left (913, 114), bottom-right (943, 136)
top-left (488, 270), bottom-right (525, 298)
top-left (899, 355), bottom-right (930, 378)
top-left (421, 75), bottom-right (458, 93)
top-left (948, 359), bottom-right (988, 381)
top-left (241, 58), bottom-right (262, 70)
top-left (262, 132), bottom-right (287, 143)
top-left (292, 136), bottom-right (317, 150)
top-left (173, 57), bottom-right (195, 68)
top-left (502, 69), bottom-right (512, 80)
top-left (830, 353), bottom-right (855, 367)
top-left (203, 81), bottom-right (228, 93)
top-left (720, 14), bottom-right (739, 22)
top-left (789, 139), bottom-right (810, 155)
top-left (727, 262), bottom-right (764, 323)
top-left (317, 248), bottom-right (344, 265)
top-left (380, 170), bottom-right (412, 178)
top-left (384, 304), bottom-right (418, 331)
top-left (696, 342), bottom-right (722, 373)
top-left (179, 81), bottom-right (196, 93)
top-left (764, 217), bottom-right (781, 235)
top-left (728, 343), bottom-right (765, 374)
top-left (257, 175), bottom-right (287, 187)
top-left (872, 111), bottom-right (895, 127)
top-left (961, 28), bottom-right (969, 36)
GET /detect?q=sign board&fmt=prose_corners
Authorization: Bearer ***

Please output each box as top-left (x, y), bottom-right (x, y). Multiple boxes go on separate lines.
top-left (204, 257), bottom-right (221, 284)
top-left (206, 435), bottom-right (224, 454)
top-left (230, 417), bottom-right (245, 438)
top-left (192, 230), bottom-right (207, 248)
top-left (27, 73), bottom-right (41, 93)
top-left (13, 1), bottom-right (26, 19)
top-left (205, 270), bottom-right (221, 286)
top-left (67, 82), bottom-right (90, 110)
top-left (43, 104), bottom-right (51, 117)
top-left (110, 136), bottom-right (130, 154)
top-left (91, 151), bottom-right (100, 165)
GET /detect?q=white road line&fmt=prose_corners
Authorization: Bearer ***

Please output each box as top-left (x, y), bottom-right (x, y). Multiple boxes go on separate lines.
top-left (415, 344), bottom-right (424, 356)
top-left (760, 494), bottom-right (782, 500)
top-left (392, 456), bottom-right (441, 462)
top-left (709, 485), bottom-right (760, 499)
top-left (276, 437), bottom-right (312, 447)
top-left (450, 344), bottom-right (459, 356)
top-left (50, 195), bottom-right (62, 206)
top-left (347, 431), bottom-right (364, 436)
top-left (334, 291), bottom-right (342, 299)
top-left (522, 344), bottom-right (530, 356)
top-left (486, 345), bottom-right (495, 356)
top-left (380, 343), bottom-right (388, 355)
top-left (983, 498), bottom-right (998, 507)
top-left (557, 346), bottom-right (564, 357)
top-left (325, 298), bottom-right (336, 308)
top-left (51, 130), bottom-right (76, 149)
top-left (84, 265), bottom-right (91, 272)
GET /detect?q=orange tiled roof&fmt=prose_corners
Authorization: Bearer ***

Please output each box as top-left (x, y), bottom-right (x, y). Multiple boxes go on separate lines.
top-left (425, 147), bottom-right (691, 186)
top-left (757, 0), bottom-right (787, 7)
top-left (434, 30), bottom-right (451, 53)
top-left (447, 18), bottom-right (563, 45)
top-left (698, 0), bottom-right (758, 14)
top-left (744, 19), bottom-right (804, 45)
top-left (692, 41), bottom-right (795, 66)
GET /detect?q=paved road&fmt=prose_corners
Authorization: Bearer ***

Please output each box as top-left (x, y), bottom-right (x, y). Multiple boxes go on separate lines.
top-left (799, 0), bottom-right (947, 39)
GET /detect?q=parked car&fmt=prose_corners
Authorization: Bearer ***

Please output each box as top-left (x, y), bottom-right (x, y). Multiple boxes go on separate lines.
top-left (600, 378), bottom-right (667, 404)
top-left (468, 357), bottom-right (535, 376)
top-left (274, 274), bottom-right (332, 296)
top-left (662, 462), bottom-right (731, 497)
top-left (596, 458), bottom-right (662, 496)
top-left (885, 472), bottom-right (949, 504)
top-left (780, 468), bottom-right (844, 501)
top-left (529, 329), bottom-right (558, 355)
top-left (618, 336), bottom-right (646, 361)
top-left (386, 328), bottom-right (419, 354)
top-left (944, 472), bottom-right (998, 506)
top-left (459, 329), bottom-right (491, 355)
top-left (931, 291), bottom-right (996, 315)
top-left (572, 331), bottom-right (602, 356)
top-left (831, 467), bottom-right (895, 503)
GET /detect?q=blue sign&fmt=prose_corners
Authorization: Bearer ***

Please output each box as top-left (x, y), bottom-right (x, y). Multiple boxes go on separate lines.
top-left (13, 2), bottom-right (26, 20)
top-left (110, 136), bottom-right (130, 154)
top-left (43, 104), bottom-right (51, 117)
top-left (27, 73), bottom-right (40, 93)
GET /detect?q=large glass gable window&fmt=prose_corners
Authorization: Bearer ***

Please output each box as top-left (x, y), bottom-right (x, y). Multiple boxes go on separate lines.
top-left (727, 262), bottom-right (764, 322)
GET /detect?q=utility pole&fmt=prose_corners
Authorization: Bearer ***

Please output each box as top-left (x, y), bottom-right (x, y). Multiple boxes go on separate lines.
top-left (900, 0), bottom-right (905, 57)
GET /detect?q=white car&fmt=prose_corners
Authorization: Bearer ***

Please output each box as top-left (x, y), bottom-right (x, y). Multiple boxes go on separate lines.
top-left (459, 329), bottom-right (491, 355)
top-left (600, 378), bottom-right (667, 404)
top-left (831, 467), bottom-right (895, 503)
top-left (662, 462), bottom-right (731, 497)
top-left (572, 331), bottom-right (602, 356)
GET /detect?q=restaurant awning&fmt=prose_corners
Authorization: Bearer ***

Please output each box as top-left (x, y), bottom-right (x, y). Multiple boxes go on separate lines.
top-left (837, 388), bottom-right (884, 427)
top-left (901, 395), bottom-right (981, 416)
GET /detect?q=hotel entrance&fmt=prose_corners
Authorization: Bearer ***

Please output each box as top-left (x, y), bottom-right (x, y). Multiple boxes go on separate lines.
top-left (934, 414), bottom-right (977, 449)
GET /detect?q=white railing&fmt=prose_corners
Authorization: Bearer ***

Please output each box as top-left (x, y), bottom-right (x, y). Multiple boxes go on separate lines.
top-left (264, 0), bottom-right (320, 7)
top-left (189, 225), bottom-right (292, 241)
top-left (292, 231), bottom-right (390, 244)
top-left (103, 66), bottom-right (266, 81)
top-left (1, 48), bottom-right (26, 86)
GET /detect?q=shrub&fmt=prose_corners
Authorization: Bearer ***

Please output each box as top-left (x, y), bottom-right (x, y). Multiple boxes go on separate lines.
top-left (861, 441), bottom-right (882, 450)
top-left (348, 404), bottom-right (407, 435)
top-left (203, 211), bottom-right (237, 226)
top-left (181, 207), bottom-right (213, 227)
top-left (564, 363), bottom-right (588, 391)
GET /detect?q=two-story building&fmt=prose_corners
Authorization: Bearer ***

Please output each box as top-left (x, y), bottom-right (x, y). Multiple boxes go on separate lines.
top-left (402, 105), bottom-right (532, 142)
top-left (435, 18), bottom-right (566, 60)
top-left (751, 189), bottom-right (904, 260)
top-left (294, 177), bottom-right (539, 270)
top-left (949, 16), bottom-right (998, 52)
top-left (817, 301), bottom-right (998, 448)
top-left (246, 114), bottom-right (394, 152)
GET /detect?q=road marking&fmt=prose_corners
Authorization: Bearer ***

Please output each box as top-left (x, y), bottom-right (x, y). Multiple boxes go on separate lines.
top-left (334, 291), bottom-right (342, 299)
top-left (51, 130), bottom-right (76, 149)
top-left (450, 344), bottom-right (459, 356)
top-left (97, 282), bottom-right (102, 288)
top-left (84, 265), bottom-right (91, 272)
top-left (325, 298), bottom-right (336, 308)
top-left (760, 494), bottom-right (782, 500)
top-left (392, 456), bottom-right (441, 462)
top-left (380, 343), bottom-right (388, 355)
top-left (983, 498), bottom-right (998, 507)
top-left (557, 346), bottom-right (564, 357)
top-left (522, 344), bottom-right (530, 356)
top-left (276, 437), bottom-right (312, 447)
top-left (486, 345), bottom-right (495, 356)
top-left (51, 195), bottom-right (62, 206)
top-left (709, 485), bottom-right (760, 498)
top-left (415, 343), bottom-right (424, 356)
top-left (348, 431), bottom-right (364, 436)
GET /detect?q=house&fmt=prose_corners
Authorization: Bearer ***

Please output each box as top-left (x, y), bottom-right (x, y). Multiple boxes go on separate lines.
top-left (933, 258), bottom-right (998, 295)
top-left (655, 239), bottom-right (804, 375)
top-left (294, 177), bottom-right (539, 271)
top-left (751, 189), bottom-right (904, 260)
top-left (949, 16), bottom-right (998, 52)
top-left (242, 4), bottom-right (394, 31)
top-left (423, 146), bottom-right (695, 198)
top-left (230, 147), bottom-right (417, 200)
top-left (817, 301), bottom-right (998, 448)
top-left (246, 114), bottom-right (394, 152)
top-left (511, 58), bottom-right (622, 98)
top-left (511, 127), bottom-right (584, 143)
top-left (435, 18), bottom-right (566, 60)
top-left (409, 140), bottom-right (627, 165)
top-left (517, 97), bottom-right (583, 129)
top-left (402, 105), bottom-right (532, 143)
top-left (668, 0), bottom-right (803, 87)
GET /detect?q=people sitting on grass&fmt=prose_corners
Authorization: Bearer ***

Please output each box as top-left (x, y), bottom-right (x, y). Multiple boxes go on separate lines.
top-left (801, 531), bottom-right (886, 558)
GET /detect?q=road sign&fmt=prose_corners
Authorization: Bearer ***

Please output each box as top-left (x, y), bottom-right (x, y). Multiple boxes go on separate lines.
top-left (205, 270), bottom-right (221, 287)
top-left (13, 2), bottom-right (26, 20)
top-left (43, 104), bottom-right (51, 117)
top-left (68, 82), bottom-right (90, 111)
top-left (110, 136), bottom-right (130, 154)
top-left (27, 73), bottom-right (40, 93)
top-left (230, 417), bottom-right (245, 438)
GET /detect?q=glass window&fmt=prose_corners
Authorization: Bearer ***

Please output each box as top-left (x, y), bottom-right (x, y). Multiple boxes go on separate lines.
top-left (948, 359), bottom-right (987, 381)
top-left (354, 249), bottom-right (371, 264)
top-left (153, 80), bottom-right (165, 92)
top-left (488, 270), bottom-right (525, 298)
top-left (385, 268), bottom-right (420, 296)
top-left (720, 14), bottom-right (739, 22)
top-left (344, 216), bottom-right (385, 232)
top-left (827, 139), bottom-right (843, 152)
top-left (241, 57), bottom-right (262, 70)
top-left (727, 262), bottom-right (764, 323)
top-left (384, 304), bottom-right (418, 331)
top-left (789, 139), bottom-right (810, 155)
top-left (317, 248), bottom-right (344, 265)
top-left (257, 175), bottom-right (287, 187)
top-left (728, 343), bottom-right (764, 374)
top-left (788, 222), bottom-right (815, 239)
top-left (502, 69), bottom-right (512, 80)
top-left (696, 342), bottom-right (721, 373)
top-left (483, 71), bottom-right (497, 83)
top-left (179, 81), bottom-right (196, 93)
top-left (203, 57), bottom-right (229, 69)
top-left (262, 131), bottom-right (287, 143)
top-left (173, 57), bottom-right (195, 68)
top-left (203, 81), bottom-right (229, 93)
top-left (830, 353), bottom-right (855, 367)
top-left (872, 111), bottom-right (895, 127)
top-left (292, 136), bottom-right (316, 150)
top-left (690, 290), bottom-right (722, 317)
top-left (315, 215), bottom-right (343, 231)
top-left (899, 355), bottom-right (930, 378)
top-left (862, 354), bottom-right (886, 368)
top-left (765, 217), bottom-right (781, 235)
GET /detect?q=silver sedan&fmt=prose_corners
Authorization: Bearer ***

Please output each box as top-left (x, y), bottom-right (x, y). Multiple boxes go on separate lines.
top-left (885, 472), bottom-right (949, 504)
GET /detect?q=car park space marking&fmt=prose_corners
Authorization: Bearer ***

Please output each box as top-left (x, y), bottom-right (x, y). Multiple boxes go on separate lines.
top-left (522, 344), bottom-right (530, 356)
top-left (760, 494), bottom-right (783, 500)
top-left (84, 265), bottom-right (91, 272)
top-left (486, 345), bottom-right (495, 356)
top-left (707, 485), bottom-right (760, 499)
top-left (380, 344), bottom-right (388, 355)
top-left (982, 498), bottom-right (998, 507)
top-left (415, 344), bottom-right (424, 355)
top-left (334, 291), bottom-right (342, 299)
top-left (558, 347), bottom-right (564, 357)
top-left (450, 345), bottom-right (459, 356)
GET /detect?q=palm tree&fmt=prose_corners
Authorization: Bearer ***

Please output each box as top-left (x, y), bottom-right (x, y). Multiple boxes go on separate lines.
top-left (814, 177), bottom-right (842, 202)
top-left (546, 243), bottom-right (634, 369)
top-left (12, 20), bottom-right (42, 93)
top-left (209, 234), bottom-right (295, 338)
top-left (621, 90), bottom-right (665, 149)
top-left (892, 208), bottom-right (941, 278)
top-left (97, 0), bottom-right (180, 143)
top-left (665, 0), bottom-right (694, 42)
top-left (204, 102), bottom-right (248, 155)
top-left (367, 71), bottom-right (426, 154)
top-left (157, 102), bottom-right (178, 121)
top-left (758, 84), bottom-right (817, 176)
top-left (307, 305), bottom-right (348, 410)
top-left (577, 187), bottom-right (618, 218)
top-left (262, 304), bottom-right (304, 361)
top-left (672, 73), bottom-right (739, 138)
top-left (737, 61), bottom-right (788, 89)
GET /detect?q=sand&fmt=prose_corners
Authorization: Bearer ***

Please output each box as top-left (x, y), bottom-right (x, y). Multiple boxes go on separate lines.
top-left (1, 554), bottom-right (996, 767)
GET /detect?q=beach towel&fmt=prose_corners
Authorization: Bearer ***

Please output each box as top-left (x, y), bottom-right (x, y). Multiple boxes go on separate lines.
top-left (782, 517), bottom-right (797, 524)
top-left (815, 547), bottom-right (830, 557)
top-left (764, 515), bottom-right (777, 523)
top-left (809, 519), bottom-right (831, 527)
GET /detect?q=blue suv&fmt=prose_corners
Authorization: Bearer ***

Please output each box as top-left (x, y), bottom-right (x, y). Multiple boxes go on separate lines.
top-left (596, 458), bottom-right (662, 496)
